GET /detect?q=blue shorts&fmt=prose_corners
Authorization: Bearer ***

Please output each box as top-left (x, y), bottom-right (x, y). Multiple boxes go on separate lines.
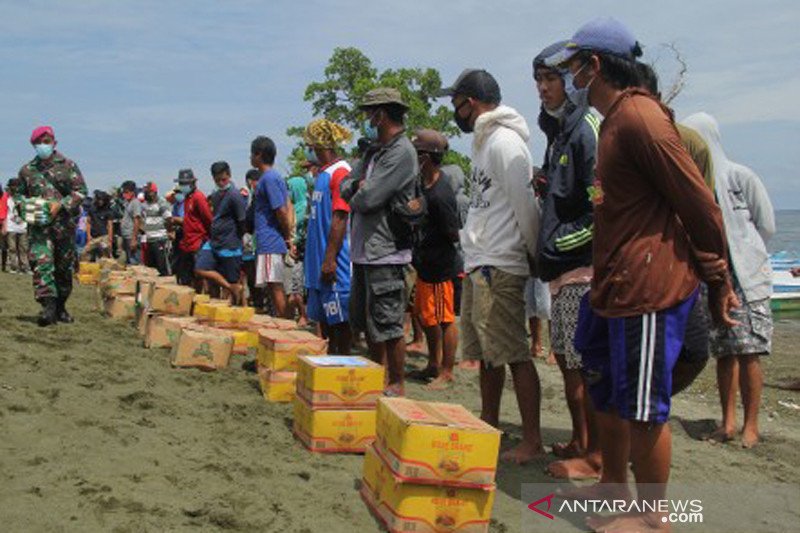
top-left (574, 290), bottom-right (698, 424)
top-left (195, 247), bottom-right (242, 284)
top-left (307, 287), bottom-right (349, 325)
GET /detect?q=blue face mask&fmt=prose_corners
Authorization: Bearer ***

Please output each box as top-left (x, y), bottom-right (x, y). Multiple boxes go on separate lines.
top-left (363, 118), bottom-right (379, 141)
top-left (304, 146), bottom-right (319, 164)
top-left (564, 63), bottom-right (594, 109)
top-left (34, 143), bottom-right (54, 160)
top-left (179, 184), bottom-right (192, 195)
top-left (174, 193), bottom-right (185, 203)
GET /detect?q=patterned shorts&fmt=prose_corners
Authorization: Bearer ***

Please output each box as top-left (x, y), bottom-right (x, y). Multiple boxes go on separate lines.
top-left (550, 283), bottom-right (590, 369)
top-left (710, 282), bottom-right (772, 357)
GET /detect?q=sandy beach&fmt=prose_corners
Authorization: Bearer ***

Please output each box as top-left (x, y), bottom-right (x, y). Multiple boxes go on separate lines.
top-left (1, 271), bottom-right (799, 532)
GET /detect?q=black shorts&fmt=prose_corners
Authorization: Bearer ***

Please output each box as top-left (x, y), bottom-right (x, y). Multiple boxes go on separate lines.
top-left (195, 247), bottom-right (242, 284)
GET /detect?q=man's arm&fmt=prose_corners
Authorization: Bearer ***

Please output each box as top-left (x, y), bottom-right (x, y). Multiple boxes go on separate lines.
top-left (491, 143), bottom-right (540, 260)
top-left (321, 211), bottom-right (348, 285)
top-left (340, 159), bottom-right (365, 203)
top-left (349, 149), bottom-right (416, 213)
top-left (107, 218), bottom-right (114, 249)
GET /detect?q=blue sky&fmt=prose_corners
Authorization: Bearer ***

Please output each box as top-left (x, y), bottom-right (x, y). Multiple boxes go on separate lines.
top-left (1, 0), bottom-right (798, 209)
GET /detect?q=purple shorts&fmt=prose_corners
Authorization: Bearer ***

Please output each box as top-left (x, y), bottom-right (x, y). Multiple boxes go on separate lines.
top-left (574, 289), bottom-right (699, 424)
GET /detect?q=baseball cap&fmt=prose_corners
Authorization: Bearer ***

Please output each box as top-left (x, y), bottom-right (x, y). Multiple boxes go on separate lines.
top-left (411, 129), bottom-right (448, 154)
top-left (30, 125), bottom-right (54, 144)
top-left (120, 180), bottom-right (137, 192)
top-left (438, 69), bottom-right (502, 104)
top-left (144, 182), bottom-right (158, 193)
top-left (545, 17), bottom-right (641, 66)
top-left (533, 40), bottom-right (568, 72)
top-left (358, 87), bottom-right (409, 109)
top-left (175, 169), bottom-right (196, 184)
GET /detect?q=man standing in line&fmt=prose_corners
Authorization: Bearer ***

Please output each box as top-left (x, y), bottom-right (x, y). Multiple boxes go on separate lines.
top-left (174, 169), bottom-right (212, 289)
top-left (119, 180), bottom-right (142, 265)
top-left (340, 88), bottom-right (418, 396)
top-left (140, 182), bottom-right (172, 276)
top-left (251, 136), bottom-right (294, 317)
top-left (16, 125), bottom-right (87, 326)
top-left (303, 118), bottom-right (354, 354)
top-left (549, 17), bottom-right (737, 530)
top-left (440, 70), bottom-right (544, 462)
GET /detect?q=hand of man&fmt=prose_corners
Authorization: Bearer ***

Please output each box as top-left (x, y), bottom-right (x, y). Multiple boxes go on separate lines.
top-left (48, 201), bottom-right (61, 219)
top-left (693, 250), bottom-right (728, 285)
top-left (320, 257), bottom-right (337, 285)
top-left (708, 282), bottom-right (741, 329)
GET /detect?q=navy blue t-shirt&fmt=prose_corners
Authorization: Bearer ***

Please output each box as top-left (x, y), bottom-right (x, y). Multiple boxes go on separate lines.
top-left (208, 186), bottom-right (247, 252)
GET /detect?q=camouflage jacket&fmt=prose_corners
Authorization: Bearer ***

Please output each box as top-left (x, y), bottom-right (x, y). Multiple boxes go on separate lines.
top-left (17, 151), bottom-right (88, 227)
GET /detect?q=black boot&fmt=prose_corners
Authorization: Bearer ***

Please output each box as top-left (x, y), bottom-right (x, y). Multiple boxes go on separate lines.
top-left (37, 298), bottom-right (58, 327)
top-left (56, 297), bottom-right (74, 323)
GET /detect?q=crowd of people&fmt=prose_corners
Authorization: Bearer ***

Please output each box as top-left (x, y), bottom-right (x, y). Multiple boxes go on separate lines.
top-left (3, 16), bottom-right (779, 531)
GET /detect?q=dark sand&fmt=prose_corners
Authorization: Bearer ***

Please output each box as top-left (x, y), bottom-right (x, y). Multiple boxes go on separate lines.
top-left (1, 271), bottom-right (799, 532)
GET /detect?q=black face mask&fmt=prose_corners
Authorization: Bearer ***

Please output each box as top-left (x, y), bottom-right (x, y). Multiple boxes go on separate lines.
top-left (454, 99), bottom-right (473, 133)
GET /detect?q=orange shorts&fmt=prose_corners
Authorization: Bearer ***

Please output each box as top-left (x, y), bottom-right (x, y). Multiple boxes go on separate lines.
top-left (414, 279), bottom-right (455, 327)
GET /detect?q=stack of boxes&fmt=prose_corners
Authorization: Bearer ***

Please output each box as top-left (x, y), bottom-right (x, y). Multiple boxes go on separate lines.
top-left (293, 356), bottom-right (384, 453)
top-left (77, 261), bottom-right (101, 285)
top-left (139, 280), bottom-right (196, 347)
top-left (256, 329), bottom-right (327, 403)
top-left (361, 398), bottom-right (501, 533)
top-left (99, 270), bottom-right (139, 319)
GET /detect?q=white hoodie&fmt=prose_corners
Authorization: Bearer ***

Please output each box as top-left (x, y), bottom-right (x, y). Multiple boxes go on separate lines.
top-left (461, 105), bottom-right (540, 276)
top-left (682, 112), bottom-right (775, 303)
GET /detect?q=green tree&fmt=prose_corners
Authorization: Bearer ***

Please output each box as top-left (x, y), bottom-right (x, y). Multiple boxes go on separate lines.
top-left (288, 47), bottom-right (471, 177)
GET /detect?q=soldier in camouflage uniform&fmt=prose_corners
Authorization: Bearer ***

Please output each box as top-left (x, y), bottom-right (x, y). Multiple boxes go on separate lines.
top-left (16, 126), bottom-right (88, 326)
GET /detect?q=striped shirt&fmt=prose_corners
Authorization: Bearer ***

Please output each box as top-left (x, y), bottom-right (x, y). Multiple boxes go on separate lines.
top-left (141, 198), bottom-right (171, 242)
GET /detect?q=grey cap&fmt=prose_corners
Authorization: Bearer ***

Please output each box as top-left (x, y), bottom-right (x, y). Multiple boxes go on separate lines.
top-left (358, 87), bottom-right (409, 109)
top-left (175, 168), bottom-right (196, 184)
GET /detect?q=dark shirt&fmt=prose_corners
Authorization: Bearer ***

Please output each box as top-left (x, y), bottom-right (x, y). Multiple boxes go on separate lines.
top-left (208, 187), bottom-right (247, 251)
top-left (412, 176), bottom-right (460, 283)
top-left (88, 205), bottom-right (114, 238)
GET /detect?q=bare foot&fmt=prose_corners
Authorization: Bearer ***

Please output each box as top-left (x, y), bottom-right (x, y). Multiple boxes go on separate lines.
top-left (426, 374), bottom-right (454, 391)
top-left (545, 352), bottom-right (557, 365)
top-left (551, 440), bottom-right (585, 459)
top-left (557, 482), bottom-right (632, 502)
top-left (229, 283), bottom-right (244, 305)
top-left (297, 316), bottom-right (308, 328)
top-left (704, 426), bottom-right (735, 444)
top-left (500, 441), bottom-right (546, 465)
top-left (406, 341), bottom-right (427, 354)
top-left (546, 457), bottom-right (602, 480)
top-left (383, 383), bottom-right (405, 397)
top-left (458, 360), bottom-right (480, 370)
top-left (587, 512), bottom-right (667, 532)
top-left (741, 428), bottom-right (760, 449)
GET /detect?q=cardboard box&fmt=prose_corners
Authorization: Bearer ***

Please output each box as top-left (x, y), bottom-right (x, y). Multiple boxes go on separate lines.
top-left (149, 284), bottom-right (195, 316)
top-left (104, 296), bottom-right (136, 320)
top-left (127, 265), bottom-right (160, 277)
top-left (102, 273), bottom-right (137, 297)
top-left (258, 368), bottom-right (296, 402)
top-left (171, 326), bottom-right (234, 370)
top-left (98, 257), bottom-right (125, 271)
top-left (192, 299), bottom-right (230, 321)
top-left (296, 356), bottom-right (384, 409)
top-left (375, 398), bottom-right (501, 489)
top-left (361, 444), bottom-right (495, 533)
top-left (138, 310), bottom-right (158, 337)
top-left (77, 273), bottom-right (99, 286)
top-left (257, 329), bottom-right (328, 371)
top-left (136, 276), bottom-right (176, 308)
top-left (231, 329), bottom-right (259, 355)
top-left (79, 261), bottom-right (101, 276)
top-left (145, 315), bottom-right (198, 348)
top-left (293, 395), bottom-right (376, 453)
top-left (210, 305), bottom-right (255, 327)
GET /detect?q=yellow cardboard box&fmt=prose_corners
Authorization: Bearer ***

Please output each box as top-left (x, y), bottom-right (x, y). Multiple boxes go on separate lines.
top-left (210, 305), bottom-right (255, 327)
top-left (258, 367), bottom-right (296, 403)
top-left (104, 295), bottom-right (137, 320)
top-left (149, 284), bottom-right (195, 316)
top-left (292, 395), bottom-right (376, 453)
top-left (375, 398), bottom-right (501, 489)
top-left (361, 443), bottom-right (495, 533)
top-left (145, 315), bottom-right (198, 348)
top-left (171, 325), bottom-right (234, 370)
top-left (77, 272), bottom-right (99, 285)
top-left (296, 356), bottom-right (384, 409)
top-left (229, 329), bottom-right (258, 355)
top-left (192, 299), bottom-right (230, 321)
top-left (257, 329), bottom-right (328, 371)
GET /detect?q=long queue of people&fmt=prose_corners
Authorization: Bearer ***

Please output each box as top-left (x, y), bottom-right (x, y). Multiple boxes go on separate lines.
top-left (7, 17), bottom-right (777, 531)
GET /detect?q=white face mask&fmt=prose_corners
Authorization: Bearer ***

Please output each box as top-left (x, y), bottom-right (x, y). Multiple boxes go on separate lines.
top-left (564, 62), bottom-right (596, 109)
top-left (544, 101), bottom-right (567, 119)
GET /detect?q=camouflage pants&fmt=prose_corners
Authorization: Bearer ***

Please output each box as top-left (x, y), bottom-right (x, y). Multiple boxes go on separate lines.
top-left (28, 225), bottom-right (76, 303)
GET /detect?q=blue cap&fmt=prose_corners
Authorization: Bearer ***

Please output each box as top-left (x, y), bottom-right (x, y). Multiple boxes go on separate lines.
top-left (545, 17), bottom-right (640, 66)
